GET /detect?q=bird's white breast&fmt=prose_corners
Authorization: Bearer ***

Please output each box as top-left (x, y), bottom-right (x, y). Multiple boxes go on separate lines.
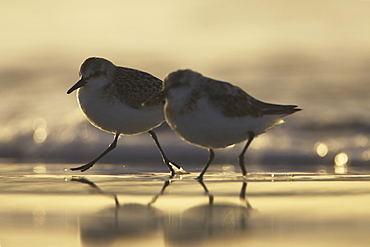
top-left (77, 87), bottom-right (164, 135)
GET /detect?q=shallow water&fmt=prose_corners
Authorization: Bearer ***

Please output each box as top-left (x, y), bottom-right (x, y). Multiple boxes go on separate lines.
top-left (1, 164), bottom-right (370, 247)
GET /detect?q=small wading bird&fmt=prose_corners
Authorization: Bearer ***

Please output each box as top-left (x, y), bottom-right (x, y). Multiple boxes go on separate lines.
top-left (67, 57), bottom-right (187, 175)
top-left (145, 69), bottom-right (301, 179)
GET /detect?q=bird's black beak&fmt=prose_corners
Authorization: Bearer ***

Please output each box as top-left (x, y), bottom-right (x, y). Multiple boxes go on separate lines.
top-left (142, 89), bottom-right (167, 107)
top-left (67, 78), bottom-right (86, 94)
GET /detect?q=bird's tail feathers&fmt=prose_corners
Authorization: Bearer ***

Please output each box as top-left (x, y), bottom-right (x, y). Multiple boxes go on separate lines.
top-left (261, 103), bottom-right (301, 116)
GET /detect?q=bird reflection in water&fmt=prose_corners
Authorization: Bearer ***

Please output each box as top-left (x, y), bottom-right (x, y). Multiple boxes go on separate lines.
top-left (71, 177), bottom-right (161, 246)
top-left (152, 179), bottom-right (252, 245)
top-left (71, 177), bottom-right (253, 246)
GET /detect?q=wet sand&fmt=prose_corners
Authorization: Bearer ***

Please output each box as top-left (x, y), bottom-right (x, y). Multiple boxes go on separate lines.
top-left (1, 164), bottom-right (370, 246)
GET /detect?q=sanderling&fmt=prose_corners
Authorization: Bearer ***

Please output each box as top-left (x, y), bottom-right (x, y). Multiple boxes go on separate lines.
top-left (67, 57), bottom-right (187, 175)
top-left (145, 69), bottom-right (301, 179)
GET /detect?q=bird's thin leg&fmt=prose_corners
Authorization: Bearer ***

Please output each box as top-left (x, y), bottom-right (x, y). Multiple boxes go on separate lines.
top-left (197, 149), bottom-right (215, 180)
top-left (238, 131), bottom-right (255, 176)
top-left (148, 130), bottom-right (185, 176)
top-left (70, 133), bottom-right (120, 172)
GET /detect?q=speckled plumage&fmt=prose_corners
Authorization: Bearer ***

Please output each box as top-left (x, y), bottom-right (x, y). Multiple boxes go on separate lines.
top-left (207, 78), bottom-right (299, 118)
top-left (163, 69), bottom-right (299, 119)
top-left (80, 57), bottom-right (164, 108)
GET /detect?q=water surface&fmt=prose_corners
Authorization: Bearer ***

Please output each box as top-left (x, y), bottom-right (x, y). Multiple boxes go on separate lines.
top-left (1, 164), bottom-right (370, 246)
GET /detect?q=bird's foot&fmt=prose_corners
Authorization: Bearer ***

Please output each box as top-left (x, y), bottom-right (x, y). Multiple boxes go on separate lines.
top-left (69, 162), bottom-right (95, 172)
top-left (167, 161), bottom-right (190, 176)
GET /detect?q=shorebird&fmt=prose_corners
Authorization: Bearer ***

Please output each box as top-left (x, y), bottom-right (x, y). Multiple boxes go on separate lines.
top-left (67, 57), bottom-right (187, 175)
top-left (145, 69), bottom-right (300, 179)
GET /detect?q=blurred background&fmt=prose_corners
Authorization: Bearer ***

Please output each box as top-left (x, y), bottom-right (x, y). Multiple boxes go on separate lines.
top-left (1, 0), bottom-right (369, 174)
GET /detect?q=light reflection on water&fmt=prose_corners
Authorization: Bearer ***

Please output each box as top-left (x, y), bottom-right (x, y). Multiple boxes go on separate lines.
top-left (1, 168), bottom-right (370, 247)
